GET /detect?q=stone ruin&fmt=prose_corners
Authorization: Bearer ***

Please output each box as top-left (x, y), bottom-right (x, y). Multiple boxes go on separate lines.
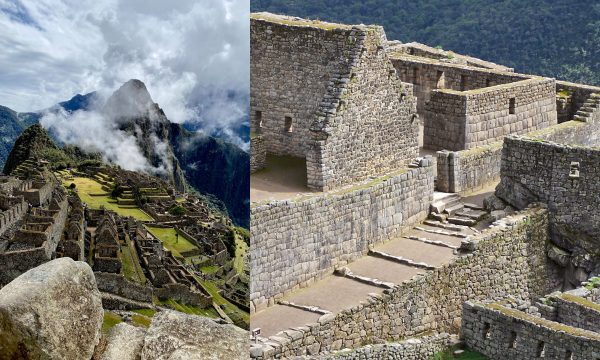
top-left (249, 12), bottom-right (600, 359)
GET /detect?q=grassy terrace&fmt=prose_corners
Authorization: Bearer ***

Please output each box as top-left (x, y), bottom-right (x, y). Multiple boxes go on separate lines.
top-left (59, 175), bottom-right (153, 221)
top-left (234, 232), bottom-right (248, 275)
top-left (145, 226), bottom-right (197, 258)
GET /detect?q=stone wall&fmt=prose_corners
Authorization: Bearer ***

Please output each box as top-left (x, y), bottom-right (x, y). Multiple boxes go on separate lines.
top-left (251, 206), bottom-right (561, 358)
top-left (435, 116), bottom-right (600, 194)
top-left (251, 13), bottom-right (419, 192)
top-left (462, 301), bottom-right (600, 360)
top-left (0, 196), bottom-right (27, 238)
top-left (424, 78), bottom-right (556, 151)
top-left (551, 294), bottom-right (600, 333)
top-left (155, 283), bottom-right (212, 308)
top-left (290, 333), bottom-right (451, 360)
top-left (306, 27), bottom-right (418, 191)
top-left (94, 272), bottom-right (153, 303)
top-left (496, 135), bottom-right (600, 257)
top-left (556, 80), bottom-right (600, 123)
top-left (392, 56), bottom-right (526, 119)
top-left (250, 15), bottom-right (357, 158)
top-left (436, 142), bottom-right (502, 193)
top-left (251, 135), bottom-right (267, 173)
top-left (250, 159), bottom-right (434, 312)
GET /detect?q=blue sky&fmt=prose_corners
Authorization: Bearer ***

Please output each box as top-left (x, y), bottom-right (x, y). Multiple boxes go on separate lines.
top-left (0, 0), bottom-right (249, 147)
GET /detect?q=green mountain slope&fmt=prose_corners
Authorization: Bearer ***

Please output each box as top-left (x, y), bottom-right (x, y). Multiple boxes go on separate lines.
top-left (252, 0), bottom-right (600, 85)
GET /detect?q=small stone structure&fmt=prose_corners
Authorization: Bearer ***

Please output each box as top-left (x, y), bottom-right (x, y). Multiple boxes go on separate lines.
top-left (251, 13), bottom-right (418, 191)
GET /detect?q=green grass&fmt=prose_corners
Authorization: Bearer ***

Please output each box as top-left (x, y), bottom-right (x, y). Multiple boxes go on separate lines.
top-left (195, 276), bottom-right (249, 326)
top-left (145, 226), bottom-right (198, 258)
top-left (233, 233), bottom-right (248, 275)
top-left (120, 238), bottom-right (146, 285)
top-left (201, 265), bottom-right (220, 274)
top-left (132, 308), bottom-right (157, 317)
top-left (131, 314), bottom-right (152, 328)
top-left (430, 346), bottom-right (487, 360)
top-left (156, 298), bottom-right (220, 318)
top-left (61, 176), bottom-right (153, 221)
top-left (101, 312), bottom-right (123, 333)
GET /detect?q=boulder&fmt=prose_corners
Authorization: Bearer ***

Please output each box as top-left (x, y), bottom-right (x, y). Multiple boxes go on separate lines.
top-left (141, 310), bottom-right (248, 360)
top-left (96, 323), bottom-right (146, 360)
top-left (0, 258), bottom-right (103, 360)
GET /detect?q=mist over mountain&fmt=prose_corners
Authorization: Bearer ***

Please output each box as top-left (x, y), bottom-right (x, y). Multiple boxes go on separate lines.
top-left (0, 80), bottom-right (249, 228)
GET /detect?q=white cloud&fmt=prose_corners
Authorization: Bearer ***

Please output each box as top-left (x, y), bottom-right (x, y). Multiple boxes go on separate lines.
top-left (0, 0), bottom-right (249, 146)
top-left (40, 108), bottom-right (164, 174)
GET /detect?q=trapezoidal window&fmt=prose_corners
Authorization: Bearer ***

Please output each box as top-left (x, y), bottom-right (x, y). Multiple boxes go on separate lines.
top-left (285, 116), bottom-right (293, 133)
top-left (436, 70), bottom-right (445, 89)
top-left (255, 111), bottom-right (263, 129)
top-left (509, 97), bottom-right (516, 114)
top-left (460, 75), bottom-right (469, 91)
top-left (508, 331), bottom-right (517, 349)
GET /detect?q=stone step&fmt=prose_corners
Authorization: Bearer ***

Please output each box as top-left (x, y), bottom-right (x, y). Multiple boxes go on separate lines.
top-left (428, 212), bottom-right (448, 222)
top-left (423, 220), bottom-right (464, 232)
top-left (455, 209), bottom-right (487, 221)
top-left (447, 216), bottom-right (477, 226)
top-left (464, 203), bottom-right (485, 211)
top-left (402, 235), bottom-right (459, 250)
top-left (576, 110), bottom-right (592, 117)
top-left (574, 115), bottom-right (587, 122)
top-left (414, 226), bottom-right (468, 238)
top-left (444, 203), bottom-right (464, 216)
top-left (368, 249), bottom-right (437, 270)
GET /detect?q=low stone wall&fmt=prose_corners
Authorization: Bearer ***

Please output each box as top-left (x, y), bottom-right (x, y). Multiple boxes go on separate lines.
top-left (496, 134), bottom-right (600, 255)
top-left (462, 301), bottom-right (600, 360)
top-left (552, 294), bottom-right (600, 334)
top-left (436, 142), bottom-right (502, 193)
top-left (251, 135), bottom-right (267, 173)
top-left (424, 77), bottom-right (556, 151)
top-left (556, 80), bottom-right (600, 123)
top-left (436, 118), bottom-right (600, 194)
top-left (94, 272), bottom-right (153, 303)
top-left (290, 333), bottom-right (451, 360)
top-left (155, 283), bottom-right (212, 308)
top-left (251, 206), bottom-right (561, 358)
top-left (250, 159), bottom-right (435, 312)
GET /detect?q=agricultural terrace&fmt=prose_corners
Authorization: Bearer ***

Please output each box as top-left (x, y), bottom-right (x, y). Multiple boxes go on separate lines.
top-left (57, 172), bottom-right (153, 221)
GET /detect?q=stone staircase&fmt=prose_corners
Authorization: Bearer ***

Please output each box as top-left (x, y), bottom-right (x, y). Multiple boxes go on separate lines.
top-left (251, 192), bottom-right (492, 339)
top-left (574, 93), bottom-right (600, 122)
top-left (429, 193), bottom-right (488, 227)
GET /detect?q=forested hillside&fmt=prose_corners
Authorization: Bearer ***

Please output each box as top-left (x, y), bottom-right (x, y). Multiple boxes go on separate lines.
top-left (252, 0), bottom-right (600, 85)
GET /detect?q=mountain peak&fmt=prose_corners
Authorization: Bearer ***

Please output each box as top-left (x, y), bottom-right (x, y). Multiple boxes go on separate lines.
top-left (103, 79), bottom-right (155, 120)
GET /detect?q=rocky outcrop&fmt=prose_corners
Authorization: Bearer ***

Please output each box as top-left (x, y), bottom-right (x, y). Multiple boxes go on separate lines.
top-left (0, 258), bottom-right (103, 360)
top-left (96, 323), bottom-right (146, 360)
top-left (141, 310), bottom-right (248, 360)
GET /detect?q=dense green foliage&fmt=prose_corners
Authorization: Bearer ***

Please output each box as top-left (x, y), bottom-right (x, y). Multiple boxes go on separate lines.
top-left (0, 106), bottom-right (41, 171)
top-left (170, 123), bottom-right (250, 228)
top-left (252, 0), bottom-right (600, 86)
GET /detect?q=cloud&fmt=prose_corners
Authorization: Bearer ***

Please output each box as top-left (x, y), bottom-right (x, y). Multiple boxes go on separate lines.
top-left (0, 0), bottom-right (249, 147)
top-left (40, 107), bottom-right (167, 174)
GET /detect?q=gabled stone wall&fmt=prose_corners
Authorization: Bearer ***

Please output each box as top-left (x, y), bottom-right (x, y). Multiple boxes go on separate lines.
top-left (307, 27), bottom-right (418, 191)
top-left (250, 15), bottom-right (357, 158)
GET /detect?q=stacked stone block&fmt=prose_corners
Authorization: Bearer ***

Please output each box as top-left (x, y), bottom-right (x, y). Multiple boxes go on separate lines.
top-left (250, 160), bottom-right (434, 312)
top-left (251, 207), bottom-right (560, 359)
top-left (251, 135), bottom-right (267, 173)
